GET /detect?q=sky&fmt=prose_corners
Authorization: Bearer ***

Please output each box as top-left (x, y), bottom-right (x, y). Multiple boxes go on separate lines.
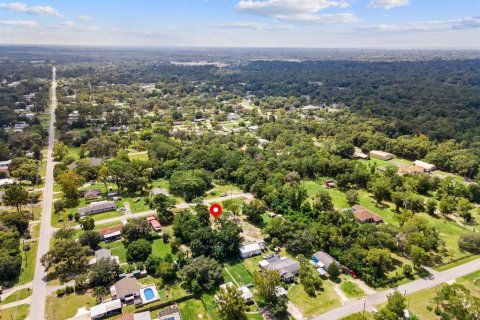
top-left (0, 0), bottom-right (478, 48)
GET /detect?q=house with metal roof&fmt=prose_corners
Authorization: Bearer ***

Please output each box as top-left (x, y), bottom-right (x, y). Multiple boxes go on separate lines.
top-left (78, 200), bottom-right (117, 217)
top-left (259, 255), bottom-right (300, 282)
top-left (90, 299), bottom-right (122, 320)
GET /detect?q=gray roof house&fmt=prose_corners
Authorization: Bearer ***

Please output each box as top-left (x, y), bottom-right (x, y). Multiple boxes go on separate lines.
top-left (90, 299), bottom-right (122, 320)
top-left (312, 251), bottom-right (338, 269)
top-left (78, 200), bottom-right (116, 217)
top-left (89, 248), bottom-right (120, 265)
top-left (110, 277), bottom-right (141, 304)
top-left (259, 255), bottom-right (300, 282)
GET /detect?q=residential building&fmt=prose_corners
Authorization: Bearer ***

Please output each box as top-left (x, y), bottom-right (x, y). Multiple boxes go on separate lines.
top-left (150, 187), bottom-right (169, 197)
top-left (89, 248), bottom-right (120, 265)
top-left (239, 286), bottom-right (254, 304)
top-left (147, 216), bottom-right (162, 232)
top-left (227, 112), bottom-right (240, 121)
top-left (110, 277), bottom-right (141, 304)
top-left (312, 251), bottom-right (338, 270)
top-left (369, 150), bottom-right (395, 161)
top-left (239, 241), bottom-right (266, 259)
top-left (413, 160), bottom-right (436, 172)
top-left (259, 255), bottom-right (300, 282)
top-left (351, 205), bottom-right (384, 224)
top-left (157, 305), bottom-right (182, 320)
top-left (68, 110), bottom-right (80, 124)
top-left (90, 299), bottom-right (122, 320)
top-left (0, 160), bottom-right (11, 177)
top-left (78, 200), bottom-right (116, 217)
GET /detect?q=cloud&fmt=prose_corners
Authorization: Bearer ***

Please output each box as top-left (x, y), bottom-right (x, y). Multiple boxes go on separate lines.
top-left (235, 0), bottom-right (358, 24)
top-left (77, 14), bottom-right (93, 21)
top-left (355, 16), bottom-right (480, 33)
top-left (208, 21), bottom-right (292, 30)
top-left (368, 0), bottom-right (409, 9)
top-left (62, 20), bottom-right (75, 28)
top-left (0, 2), bottom-right (62, 17)
top-left (0, 19), bottom-right (38, 28)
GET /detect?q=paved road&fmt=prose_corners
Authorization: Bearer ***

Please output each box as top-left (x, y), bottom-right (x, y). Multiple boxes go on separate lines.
top-left (311, 257), bottom-right (480, 320)
top-left (29, 67), bottom-right (57, 320)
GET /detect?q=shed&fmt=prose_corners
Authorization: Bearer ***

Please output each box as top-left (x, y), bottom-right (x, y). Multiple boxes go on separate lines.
top-left (239, 242), bottom-right (264, 259)
top-left (413, 160), bottom-right (436, 172)
top-left (369, 150), bottom-right (395, 161)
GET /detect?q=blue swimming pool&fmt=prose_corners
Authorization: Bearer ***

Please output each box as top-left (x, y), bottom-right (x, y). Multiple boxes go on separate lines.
top-left (143, 288), bottom-right (155, 301)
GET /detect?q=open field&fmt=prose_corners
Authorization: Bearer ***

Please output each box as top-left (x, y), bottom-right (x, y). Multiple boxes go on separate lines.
top-left (288, 281), bottom-right (342, 317)
top-left (179, 298), bottom-right (209, 320)
top-left (17, 241), bottom-right (38, 285)
top-left (340, 281), bottom-right (365, 299)
top-left (0, 304), bottom-right (29, 320)
top-left (45, 291), bottom-right (96, 320)
top-left (224, 260), bottom-right (254, 285)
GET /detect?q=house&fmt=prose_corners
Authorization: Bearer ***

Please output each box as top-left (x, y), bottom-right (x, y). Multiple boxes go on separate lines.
top-left (68, 111), bottom-right (80, 124)
top-left (239, 241), bottom-right (266, 259)
top-left (312, 251), bottom-right (338, 270)
top-left (146, 216), bottom-right (162, 232)
top-left (157, 305), bottom-right (182, 320)
top-left (353, 148), bottom-right (369, 160)
top-left (98, 225), bottom-right (123, 242)
top-left (14, 122), bottom-right (29, 132)
top-left (324, 180), bottom-right (336, 189)
top-left (413, 160), bottom-right (436, 172)
top-left (351, 205), bottom-right (384, 224)
top-left (0, 160), bottom-right (11, 177)
top-left (78, 200), bottom-right (117, 217)
top-left (274, 286), bottom-right (288, 298)
top-left (369, 150), bottom-right (395, 161)
top-left (90, 299), bottom-right (122, 320)
top-left (0, 178), bottom-right (14, 186)
top-left (258, 138), bottom-right (269, 147)
top-left (259, 255), bottom-right (300, 282)
top-left (133, 311), bottom-right (151, 320)
top-left (81, 189), bottom-right (103, 200)
top-left (68, 158), bottom-right (104, 170)
top-left (239, 286), bottom-right (254, 304)
top-left (89, 248), bottom-right (120, 265)
top-left (110, 277), bottom-right (141, 304)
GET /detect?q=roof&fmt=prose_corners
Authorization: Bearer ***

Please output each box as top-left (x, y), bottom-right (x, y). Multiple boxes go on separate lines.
top-left (98, 225), bottom-right (123, 236)
top-left (240, 286), bottom-right (253, 300)
top-left (239, 242), bottom-right (262, 254)
top-left (78, 200), bottom-right (116, 215)
top-left (312, 251), bottom-right (336, 268)
top-left (351, 205), bottom-right (384, 223)
top-left (0, 160), bottom-right (11, 167)
top-left (90, 299), bottom-right (122, 318)
top-left (274, 286), bottom-right (288, 297)
top-left (112, 277), bottom-right (141, 298)
top-left (149, 219), bottom-right (161, 229)
top-left (150, 188), bottom-right (169, 196)
top-left (95, 249), bottom-right (112, 261)
top-left (413, 160), bottom-right (435, 170)
top-left (316, 267), bottom-right (328, 276)
top-left (369, 150), bottom-right (394, 157)
top-left (157, 305), bottom-right (182, 320)
top-left (133, 311), bottom-right (152, 320)
top-left (265, 257), bottom-right (300, 276)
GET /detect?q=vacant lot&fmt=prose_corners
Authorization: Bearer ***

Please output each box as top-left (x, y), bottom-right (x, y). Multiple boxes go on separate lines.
top-left (288, 282), bottom-right (341, 317)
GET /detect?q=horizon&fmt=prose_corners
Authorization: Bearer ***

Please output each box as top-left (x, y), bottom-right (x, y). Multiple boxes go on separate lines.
top-left (0, 0), bottom-right (478, 48)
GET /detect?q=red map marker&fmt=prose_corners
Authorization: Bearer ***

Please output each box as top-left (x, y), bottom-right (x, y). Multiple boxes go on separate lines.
top-left (209, 203), bottom-right (222, 220)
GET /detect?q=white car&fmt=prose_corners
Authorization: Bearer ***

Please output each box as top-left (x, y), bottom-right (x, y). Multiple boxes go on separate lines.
top-left (370, 307), bottom-right (378, 315)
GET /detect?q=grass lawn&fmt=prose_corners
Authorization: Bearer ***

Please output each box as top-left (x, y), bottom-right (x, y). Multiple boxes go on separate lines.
top-left (45, 291), bottom-right (96, 320)
top-left (94, 220), bottom-right (123, 231)
top-left (17, 241), bottom-right (38, 285)
top-left (224, 260), bottom-right (254, 285)
top-left (246, 314), bottom-right (264, 320)
top-left (288, 281), bottom-right (341, 317)
top-left (405, 285), bottom-right (443, 320)
top-left (67, 146), bottom-right (81, 160)
top-left (201, 293), bottom-right (221, 320)
top-left (302, 180), bottom-right (350, 209)
top-left (456, 270), bottom-right (480, 296)
top-left (179, 298), bottom-right (209, 320)
top-left (0, 304), bottom-right (29, 320)
top-left (435, 255), bottom-right (480, 271)
top-left (0, 288), bottom-right (32, 305)
top-left (151, 237), bottom-right (176, 259)
top-left (242, 255), bottom-right (263, 276)
top-left (101, 240), bottom-right (127, 263)
top-left (125, 196), bottom-right (150, 213)
top-left (205, 184), bottom-right (243, 200)
top-left (341, 312), bottom-right (373, 320)
top-left (340, 281), bottom-right (365, 299)
top-left (152, 179), bottom-right (169, 189)
top-left (30, 223), bottom-right (40, 239)
top-left (53, 207), bottom-right (124, 228)
top-left (128, 152), bottom-right (149, 161)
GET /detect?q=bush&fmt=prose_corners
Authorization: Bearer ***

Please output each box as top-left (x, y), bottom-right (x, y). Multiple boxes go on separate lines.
top-left (54, 199), bottom-right (65, 213)
top-left (126, 239), bottom-right (152, 262)
top-left (65, 286), bottom-right (74, 294)
top-left (74, 213), bottom-right (80, 221)
top-left (57, 288), bottom-right (65, 296)
top-left (458, 233), bottom-right (480, 253)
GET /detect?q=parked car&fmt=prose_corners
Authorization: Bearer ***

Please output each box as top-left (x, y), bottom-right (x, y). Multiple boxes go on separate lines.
top-left (220, 193), bottom-right (227, 197)
top-left (370, 307), bottom-right (378, 315)
top-left (134, 197), bottom-right (141, 203)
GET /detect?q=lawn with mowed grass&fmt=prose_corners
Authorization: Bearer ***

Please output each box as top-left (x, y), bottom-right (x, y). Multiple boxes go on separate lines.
top-left (128, 152), bottom-right (149, 161)
top-left (17, 242), bottom-right (38, 285)
top-left (224, 260), bottom-right (253, 285)
top-left (242, 255), bottom-right (264, 276)
top-left (151, 236), bottom-right (177, 259)
top-left (201, 294), bottom-right (221, 320)
top-left (302, 180), bottom-right (350, 209)
top-left (288, 281), bottom-right (341, 317)
top-left (0, 288), bottom-right (32, 305)
top-left (205, 184), bottom-right (243, 200)
top-left (246, 314), bottom-right (264, 320)
top-left (101, 240), bottom-right (127, 263)
top-left (0, 304), bottom-right (29, 320)
top-left (67, 146), bottom-right (81, 160)
top-left (340, 281), bottom-right (365, 299)
top-left (456, 269), bottom-right (480, 296)
top-left (45, 291), bottom-right (96, 320)
top-left (179, 298), bottom-right (209, 320)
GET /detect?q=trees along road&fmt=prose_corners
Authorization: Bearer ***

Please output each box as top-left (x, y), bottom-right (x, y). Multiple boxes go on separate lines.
top-left (29, 66), bottom-right (57, 320)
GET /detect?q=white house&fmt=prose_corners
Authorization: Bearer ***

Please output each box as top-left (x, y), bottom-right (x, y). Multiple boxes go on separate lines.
top-left (413, 160), bottom-right (436, 172)
top-left (239, 241), bottom-right (265, 259)
top-left (78, 200), bottom-right (116, 217)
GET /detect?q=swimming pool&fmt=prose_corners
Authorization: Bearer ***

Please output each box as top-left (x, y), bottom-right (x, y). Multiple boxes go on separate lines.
top-left (143, 288), bottom-right (155, 301)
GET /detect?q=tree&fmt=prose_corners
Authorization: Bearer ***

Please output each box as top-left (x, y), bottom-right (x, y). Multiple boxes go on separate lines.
top-left (410, 245), bottom-right (429, 269)
top-left (126, 239), bottom-right (152, 262)
top-left (253, 269), bottom-right (281, 304)
top-left (2, 184), bottom-right (29, 212)
top-left (346, 189), bottom-right (359, 206)
top-left (433, 283), bottom-right (480, 320)
top-left (313, 191), bottom-right (334, 212)
top-left (242, 199), bottom-right (267, 225)
top-left (0, 251), bottom-right (22, 281)
top-left (41, 239), bottom-right (92, 281)
top-left (80, 217), bottom-right (95, 231)
top-left (0, 211), bottom-right (29, 235)
top-left (439, 195), bottom-right (456, 216)
top-left (122, 218), bottom-right (151, 243)
top-left (52, 141), bottom-right (69, 161)
top-left (89, 257), bottom-right (120, 287)
top-left (57, 169), bottom-right (85, 206)
top-left (78, 230), bottom-right (102, 250)
top-left (151, 193), bottom-right (176, 224)
top-left (456, 197), bottom-right (474, 222)
top-left (327, 263), bottom-right (340, 281)
top-left (169, 170), bottom-right (211, 202)
top-left (216, 284), bottom-right (247, 320)
top-left (403, 264), bottom-right (413, 277)
top-left (384, 291), bottom-right (407, 317)
top-left (458, 232), bottom-right (480, 254)
top-left (94, 286), bottom-right (108, 303)
top-left (179, 255), bottom-right (223, 294)
top-left (426, 198), bottom-right (437, 215)
top-left (370, 179), bottom-right (390, 204)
